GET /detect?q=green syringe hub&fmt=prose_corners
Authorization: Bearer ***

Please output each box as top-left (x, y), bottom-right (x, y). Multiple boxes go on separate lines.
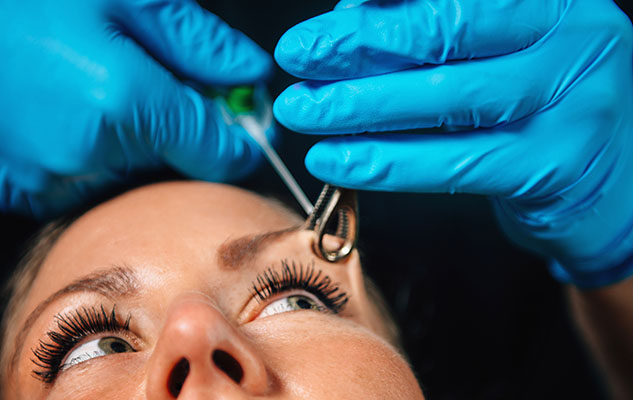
top-left (203, 85), bottom-right (255, 114)
top-left (224, 86), bottom-right (255, 114)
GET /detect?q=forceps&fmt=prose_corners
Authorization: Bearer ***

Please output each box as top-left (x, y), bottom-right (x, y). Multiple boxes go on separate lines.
top-left (304, 185), bottom-right (358, 263)
top-left (215, 87), bottom-right (358, 262)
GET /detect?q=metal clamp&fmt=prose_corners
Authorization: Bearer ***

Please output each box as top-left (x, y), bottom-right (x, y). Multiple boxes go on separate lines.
top-left (304, 184), bottom-right (358, 262)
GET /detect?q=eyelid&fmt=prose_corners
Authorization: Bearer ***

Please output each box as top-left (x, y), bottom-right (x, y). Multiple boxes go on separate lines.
top-left (66, 329), bottom-right (142, 361)
top-left (248, 260), bottom-right (349, 312)
top-left (238, 289), bottom-right (325, 324)
top-left (30, 304), bottom-right (140, 384)
top-left (237, 261), bottom-right (349, 325)
top-left (60, 333), bottom-right (137, 371)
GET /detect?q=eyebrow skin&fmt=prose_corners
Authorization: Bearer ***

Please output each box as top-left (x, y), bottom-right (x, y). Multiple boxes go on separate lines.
top-left (217, 225), bottom-right (302, 269)
top-left (11, 225), bottom-right (305, 379)
top-left (10, 266), bottom-right (139, 374)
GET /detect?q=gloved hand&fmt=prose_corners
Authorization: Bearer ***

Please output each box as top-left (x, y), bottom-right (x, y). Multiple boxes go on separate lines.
top-left (0, 0), bottom-right (273, 218)
top-left (274, 0), bottom-right (633, 288)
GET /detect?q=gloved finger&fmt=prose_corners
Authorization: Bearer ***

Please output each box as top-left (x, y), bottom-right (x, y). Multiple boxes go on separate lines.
top-left (106, 39), bottom-right (270, 183)
top-left (275, 54), bottom-right (550, 134)
top-left (115, 0), bottom-right (273, 86)
top-left (333, 0), bottom-right (369, 10)
top-left (0, 160), bottom-right (52, 194)
top-left (304, 132), bottom-right (517, 195)
top-left (303, 112), bottom-right (591, 197)
top-left (2, 168), bottom-right (132, 219)
top-left (275, 0), bottom-right (566, 80)
top-left (154, 86), bottom-right (269, 182)
top-left (0, 161), bottom-right (86, 218)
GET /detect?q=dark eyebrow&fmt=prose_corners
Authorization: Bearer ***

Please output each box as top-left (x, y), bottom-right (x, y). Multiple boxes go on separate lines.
top-left (217, 225), bottom-right (303, 269)
top-left (10, 225), bottom-right (303, 374)
top-left (10, 266), bottom-right (139, 373)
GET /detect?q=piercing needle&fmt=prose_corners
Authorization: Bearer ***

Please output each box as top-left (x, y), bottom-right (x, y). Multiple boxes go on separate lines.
top-left (238, 114), bottom-right (313, 215)
top-left (217, 86), bottom-right (314, 216)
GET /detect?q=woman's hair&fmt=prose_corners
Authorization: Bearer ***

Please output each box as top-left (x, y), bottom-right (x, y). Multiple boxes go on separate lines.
top-left (0, 214), bottom-right (404, 390)
top-left (0, 218), bottom-right (75, 388)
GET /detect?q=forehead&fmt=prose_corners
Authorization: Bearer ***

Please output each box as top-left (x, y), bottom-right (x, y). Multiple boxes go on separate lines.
top-left (22, 182), bottom-right (303, 316)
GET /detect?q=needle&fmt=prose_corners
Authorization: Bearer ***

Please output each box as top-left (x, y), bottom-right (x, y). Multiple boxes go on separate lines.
top-left (237, 114), bottom-right (314, 215)
top-left (210, 85), bottom-right (314, 216)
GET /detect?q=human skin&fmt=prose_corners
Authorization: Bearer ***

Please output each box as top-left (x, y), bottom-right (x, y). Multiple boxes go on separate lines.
top-left (3, 181), bottom-right (423, 399)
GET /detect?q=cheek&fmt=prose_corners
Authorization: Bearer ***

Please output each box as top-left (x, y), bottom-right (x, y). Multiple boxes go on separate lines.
top-left (46, 354), bottom-right (146, 400)
top-left (247, 318), bottom-right (424, 400)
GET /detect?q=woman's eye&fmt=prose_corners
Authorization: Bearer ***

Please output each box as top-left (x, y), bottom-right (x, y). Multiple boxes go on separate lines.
top-left (258, 294), bottom-right (325, 319)
top-left (62, 337), bottom-right (135, 370)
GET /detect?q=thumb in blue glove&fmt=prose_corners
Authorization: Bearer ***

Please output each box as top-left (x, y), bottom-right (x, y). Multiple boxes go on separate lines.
top-left (0, 0), bottom-right (274, 218)
top-left (274, 0), bottom-right (633, 288)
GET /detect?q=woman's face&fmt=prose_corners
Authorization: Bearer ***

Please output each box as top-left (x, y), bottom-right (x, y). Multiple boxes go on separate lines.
top-left (5, 182), bottom-right (423, 399)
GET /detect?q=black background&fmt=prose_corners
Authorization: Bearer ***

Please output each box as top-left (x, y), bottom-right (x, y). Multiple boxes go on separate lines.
top-left (2, 1), bottom-right (632, 398)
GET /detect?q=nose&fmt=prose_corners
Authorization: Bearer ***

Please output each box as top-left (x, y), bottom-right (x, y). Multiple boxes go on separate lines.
top-left (146, 293), bottom-right (270, 399)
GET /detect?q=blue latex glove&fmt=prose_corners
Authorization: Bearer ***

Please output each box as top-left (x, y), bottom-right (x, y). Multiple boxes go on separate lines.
top-left (0, 0), bottom-right (273, 218)
top-left (274, 0), bottom-right (633, 288)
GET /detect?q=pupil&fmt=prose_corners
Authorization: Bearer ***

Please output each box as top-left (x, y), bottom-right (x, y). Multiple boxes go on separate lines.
top-left (109, 341), bottom-right (127, 353)
top-left (296, 298), bottom-right (313, 309)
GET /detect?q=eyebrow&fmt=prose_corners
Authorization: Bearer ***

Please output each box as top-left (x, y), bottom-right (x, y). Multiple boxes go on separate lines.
top-left (217, 225), bottom-right (303, 269)
top-left (10, 266), bottom-right (139, 372)
top-left (11, 225), bottom-right (305, 375)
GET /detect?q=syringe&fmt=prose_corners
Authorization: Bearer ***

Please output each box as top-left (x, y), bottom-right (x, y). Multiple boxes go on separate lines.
top-left (215, 86), bottom-right (314, 216)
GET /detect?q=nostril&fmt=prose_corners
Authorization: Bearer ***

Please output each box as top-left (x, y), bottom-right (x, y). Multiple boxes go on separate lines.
top-left (168, 358), bottom-right (190, 397)
top-left (212, 349), bottom-right (244, 384)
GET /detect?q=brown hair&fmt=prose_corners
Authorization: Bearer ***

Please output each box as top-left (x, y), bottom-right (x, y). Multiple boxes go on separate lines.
top-left (0, 218), bottom-right (74, 396)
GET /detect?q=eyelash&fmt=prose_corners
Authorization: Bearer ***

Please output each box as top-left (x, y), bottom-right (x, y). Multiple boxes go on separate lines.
top-left (31, 305), bottom-right (131, 384)
top-left (30, 261), bottom-right (347, 384)
top-left (250, 260), bottom-right (349, 314)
